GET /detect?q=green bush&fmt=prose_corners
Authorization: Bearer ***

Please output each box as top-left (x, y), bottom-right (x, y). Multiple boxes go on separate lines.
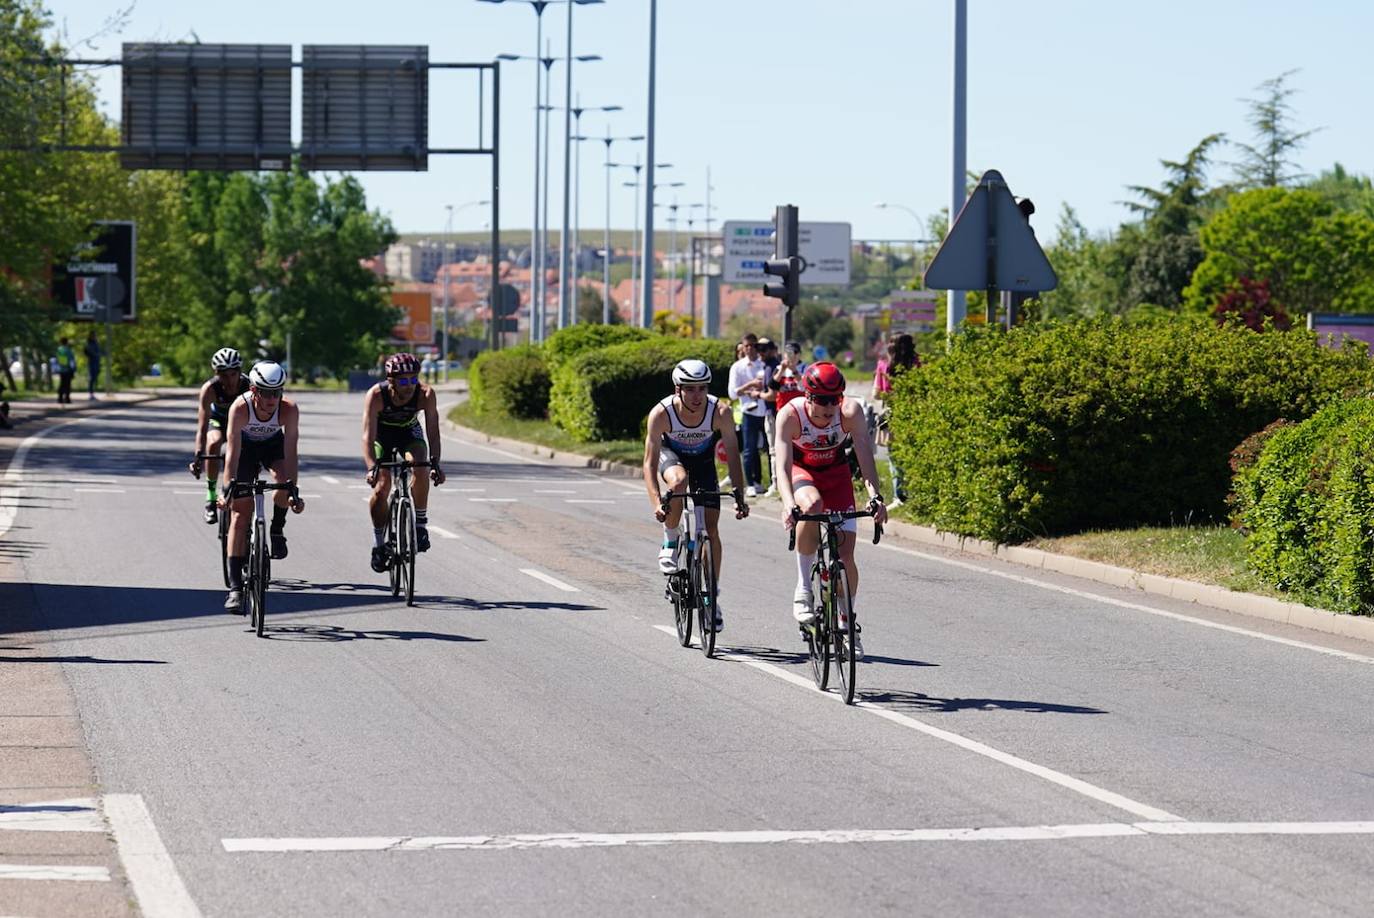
top-left (467, 345), bottom-right (551, 419)
top-left (548, 337), bottom-right (737, 441)
top-left (1231, 398), bottom-right (1374, 612)
top-left (542, 324), bottom-right (654, 373)
top-left (886, 316), bottom-right (1374, 543)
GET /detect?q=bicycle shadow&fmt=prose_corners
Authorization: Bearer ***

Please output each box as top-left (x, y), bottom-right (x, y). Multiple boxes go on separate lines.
top-left (861, 688), bottom-right (1106, 716)
top-left (410, 595), bottom-right (606, 613)
top-left (0, 654), bottom-right (167, 665)
top-left (261, 624), bottom-right (483, 644)
top-left (721, 644), bottom-right (938, 669)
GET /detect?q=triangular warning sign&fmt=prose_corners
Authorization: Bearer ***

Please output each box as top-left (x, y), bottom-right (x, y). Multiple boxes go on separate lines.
top-left (924, 170), bottom-right (1058, 293)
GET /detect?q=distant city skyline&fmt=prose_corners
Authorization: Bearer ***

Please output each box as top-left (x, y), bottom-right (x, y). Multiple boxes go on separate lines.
top-left (55, 0), bottom-right (1374, 242)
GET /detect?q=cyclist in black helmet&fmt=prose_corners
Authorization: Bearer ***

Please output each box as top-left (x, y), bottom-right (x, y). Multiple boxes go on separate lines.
top-left (362, 352), bottom-right (446, 573)
top-left (190, 347), bottom-right (250, 524)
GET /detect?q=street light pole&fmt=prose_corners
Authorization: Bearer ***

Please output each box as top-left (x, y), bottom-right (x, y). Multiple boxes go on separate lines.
top-left (555, 0), bottom-right (604, 332)
top-left (640, 0), bottom-right (658, 328)
top-left (948, 0), bottom-right (968, 332)
top-left (443, 204), bottom-right (453, 383)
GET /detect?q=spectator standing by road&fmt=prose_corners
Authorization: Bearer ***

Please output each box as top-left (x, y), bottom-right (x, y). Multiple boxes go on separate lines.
top-left (84, 331), bottom-right (102, 400)
top-left (728, 333), bottom-right (768, 497)
top-left (758, 337), bottom-right (781, 495)
top-left (54, 337), bottom-right (76, 404)
top-left (885, 333), bottom-right (920, 507)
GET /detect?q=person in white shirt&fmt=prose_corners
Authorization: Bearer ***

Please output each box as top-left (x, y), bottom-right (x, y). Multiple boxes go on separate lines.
top-left (727, 333), bottom-right (768, 497)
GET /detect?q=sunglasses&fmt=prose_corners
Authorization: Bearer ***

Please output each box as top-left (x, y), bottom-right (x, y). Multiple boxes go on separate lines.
top-left (808, 394), bottom-right (841, 406)
top-left (391, 376), bottom-right (420, 386)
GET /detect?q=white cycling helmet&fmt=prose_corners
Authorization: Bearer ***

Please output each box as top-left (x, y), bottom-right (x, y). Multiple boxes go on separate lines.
top-left (249, 360), bottom-right (287, 392)
top-left (211, 347), bottom-right (242, 371)
top-left (672, 358), bottom-right (712, 386)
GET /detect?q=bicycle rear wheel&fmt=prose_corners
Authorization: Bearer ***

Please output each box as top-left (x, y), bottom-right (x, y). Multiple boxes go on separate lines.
top-left (219, 508), bottom-right (231, 588)
top-left (806, 560), bottom-right (830, 690)
top-left (696, 540), bottom-right (717, 658)
top-left (670, 573), bottom-right (692, 647)
top-left (832, 563), bottom-right (856, 704)
top-left (253, 520), bottom-right (268, 637)
top-left (399, 497), bottom-right (416, 606)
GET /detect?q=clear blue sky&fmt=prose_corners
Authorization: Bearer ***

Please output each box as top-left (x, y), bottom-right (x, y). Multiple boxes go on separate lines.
top-left (54, 0), bottom-right (1374, 241)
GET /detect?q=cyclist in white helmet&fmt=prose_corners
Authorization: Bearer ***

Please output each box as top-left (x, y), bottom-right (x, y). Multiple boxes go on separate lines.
top-left (218, 360), bottom-right (304, 613)
top-left (189, 347), bottom-right (249, 524)
top-left (642, 359), bottom-right (750, 633)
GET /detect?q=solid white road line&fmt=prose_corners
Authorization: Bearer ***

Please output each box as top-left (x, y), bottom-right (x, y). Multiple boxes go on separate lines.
top-left (650, 624), bottom-right (1181, 823)
top-left (469, 497), bottom-right (517, 503)
top-left (534, 489), bottom-right (577, 494)
top-left (519, 569), bottom-right (580, 592)
top-left (321, 475), bottom-right (341, 485)
top-left (0, 863), bottom-right (111, 881)
top-left (0, 798), bottom-right (104, 832)
top-left (449, 488), bottom-right (488, 492)
top-left (428, 525), bottom-right (460, 540)
top-left (220, 820), bottom-right (1374, 853)
top-left (103, 794), bottom-right (203, 918)
top-left (72, 487), bottom-right (125, 493)
top-left (876, 541), bottom-right (1374, 665)
top-left (565, 499), bottom-right (615, 505)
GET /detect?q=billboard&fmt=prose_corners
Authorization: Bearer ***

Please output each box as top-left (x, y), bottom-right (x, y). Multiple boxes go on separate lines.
top-left (52, 222), bottom-right (137, 322)
top-left (1309, 313), bottom-right (1374, 351)
top-left (391, 290), bottom-right (433, 343)
top-left (721, 220), bottom-right (851, 287)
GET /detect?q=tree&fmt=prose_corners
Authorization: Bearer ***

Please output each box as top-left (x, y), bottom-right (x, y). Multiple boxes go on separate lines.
top-left (1232, 70), bottom-right (1318, 189)
top-left (651, 309), bottom-right (695, 338)
top-left (1213, 277), bottom-right (1291, 331)
top-left (1038, 206), bottom-right (1127, 318)
top-left (576, 284), bottom-right (621, 325)
top-left (791, 302), bottom-right (832, 344)
top-left (1305, 163), bottom-right (1374, 220)
top-left (815, 316), bottom-right (854, 357)
top-left (1184, 187), bottom-right (1374, 316)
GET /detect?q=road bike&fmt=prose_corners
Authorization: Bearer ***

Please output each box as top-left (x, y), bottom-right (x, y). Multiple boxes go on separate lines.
top-left (660, 490), bottom-right (729, 658)
top-left (788, 505), bottom-right (883, 704)
top-left (228, 479), bottom-right (298, 637)
top-left (375, 455), bottom-right (430, 607)
top-left (192, 451), bottom-right (232, 587)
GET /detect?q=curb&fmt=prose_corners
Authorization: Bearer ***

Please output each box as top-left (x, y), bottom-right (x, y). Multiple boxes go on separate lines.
top-left (880, 519), bottom-right (1374, 645)
top-left (442, 414), bottom-right (1374, 646)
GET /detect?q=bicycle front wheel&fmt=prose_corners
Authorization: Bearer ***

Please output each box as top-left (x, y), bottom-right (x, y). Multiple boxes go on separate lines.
top-left (219, 509), bottom-right (231, 588)
top-left (696, 540), bottom-right (717, 658)
top-left (831, 563), bottom-right (856, 704)
top-left (670, 573), bottom-right (692, 647)
top-left (806, 561), bottom-right (830, 690)
top-left (253, 520), bottom-right (269, 637)
top-left (399, 497), bottom-right (416, 606)
top-left (388, 494), bottom-right (401, 597)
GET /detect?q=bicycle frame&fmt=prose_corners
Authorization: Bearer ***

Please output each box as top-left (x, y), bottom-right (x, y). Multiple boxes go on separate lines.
top-left (661, 490), bottom-right (728, 658)
top-left (376, 455), bottom-right (429, 606)
top-left (228, 478), bottom-right (296, 638)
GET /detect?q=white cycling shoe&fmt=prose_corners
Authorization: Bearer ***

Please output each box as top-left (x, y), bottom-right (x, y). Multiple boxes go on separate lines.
top-left (792, 589), bottom-right (817, 625)
top-left (658, 539), bottom-right (681, 575)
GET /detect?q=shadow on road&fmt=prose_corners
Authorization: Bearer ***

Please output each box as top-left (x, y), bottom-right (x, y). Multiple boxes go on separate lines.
top-left (262, 624), bottom-right (482, 644)
top-left (0, 654), bottom-right (167, 665)
top-left (862, 688), bottom-right (1106, 716)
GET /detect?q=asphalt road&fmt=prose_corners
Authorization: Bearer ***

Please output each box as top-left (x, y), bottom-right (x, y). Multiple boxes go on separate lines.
top-left (5, 392), bottom-right (1374, 917)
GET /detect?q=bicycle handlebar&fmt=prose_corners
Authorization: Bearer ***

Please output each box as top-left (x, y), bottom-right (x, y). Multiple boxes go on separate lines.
top-left (374, 459), bottom-right (432, 470)
top-left (228, 480), bottom-right (300, 500)
top-left (659, 489), bottom-right (739, 512)
top-left (787, 506), bottom-right (884, 551)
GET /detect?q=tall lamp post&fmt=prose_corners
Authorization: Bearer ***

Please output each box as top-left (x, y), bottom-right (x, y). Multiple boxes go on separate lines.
top-left (651, 181), bottom-right (684, 325)
top-left (501, 50), bottom-right (601, 341)
top-left (601, 130), bottom-right (644, 324)
top-left (481, 0), bottom-right (559, 345)
top-left (439, 199), bottom-right (491, 381)
top-left (557, 0), bottom-right (606, 333)
top-left (548, 98), bottom-right (621, 325)
top-left (614, 158), bottom-right (671, 325)
top-left (640, 0), bottom-right (660, 328)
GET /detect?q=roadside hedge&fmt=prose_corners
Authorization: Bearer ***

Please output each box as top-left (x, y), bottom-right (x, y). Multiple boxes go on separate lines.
top-left (1231, 398), bottom-right (1374, 613)
top-left (542, 324), bottom-right (654, 373)
top-left (886, 317), bottom-right (1374, 543)
top-left (467, 344), bottom-right (551, 419)
top-left (548, 337), bottom-right (736, 441)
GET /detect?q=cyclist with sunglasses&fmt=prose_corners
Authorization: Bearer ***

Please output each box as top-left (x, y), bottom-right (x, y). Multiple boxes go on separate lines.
top-left (219, 361), bottom-right (305, 613)
top-left (774, 361), bottom-right (888, 657)
top-left (189, 347), bottom-right (250, 524)
top-left (363, 352), bottom-right (446, 573)
top-left (643, 359), bottom-right (750, 632)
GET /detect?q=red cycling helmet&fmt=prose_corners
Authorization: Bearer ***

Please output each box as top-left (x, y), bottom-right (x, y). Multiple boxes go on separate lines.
top-left (801, 361), bottom-right (846, 397)
top-left (385, 352), bottom-right (420, 376)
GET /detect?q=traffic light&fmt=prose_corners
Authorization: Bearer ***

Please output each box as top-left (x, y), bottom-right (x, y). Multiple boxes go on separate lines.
top-left (762, 203), bottom-right (801, 308)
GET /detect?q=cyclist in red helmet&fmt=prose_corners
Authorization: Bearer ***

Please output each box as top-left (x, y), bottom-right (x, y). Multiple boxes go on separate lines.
top-left (362, 351), bottom-right (446, 572)
top-left (774, 361), bottom-right (887, 658)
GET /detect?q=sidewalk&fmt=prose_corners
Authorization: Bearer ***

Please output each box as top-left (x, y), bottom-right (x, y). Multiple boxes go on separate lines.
top-left (1, 395), bottom-right (151, 915)
top-left (442, 414), bottom-right (1374, 646)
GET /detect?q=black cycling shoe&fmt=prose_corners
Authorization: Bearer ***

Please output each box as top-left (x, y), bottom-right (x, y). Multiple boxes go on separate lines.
top-left (370, 545), bottom-right (391, 573)
top-left (416, 527), bottom-right (431, 553)
top-left (203, 501), bottom-right (218, 524)
top-left (270, 531), bottom-right (288, 560)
